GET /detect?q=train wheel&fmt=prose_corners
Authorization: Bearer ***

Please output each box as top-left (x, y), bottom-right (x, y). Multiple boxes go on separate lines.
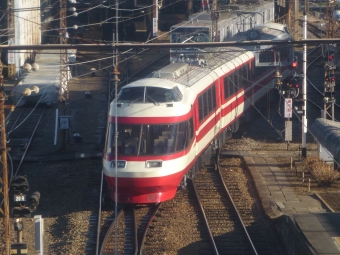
top-left (180, 175), bottom-right (187, 189)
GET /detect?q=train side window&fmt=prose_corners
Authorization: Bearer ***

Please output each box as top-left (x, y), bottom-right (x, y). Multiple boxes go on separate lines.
top-left (207, 88), bottom-right (213, 113)
top-left (229, 73), bottom-right (235, 96)
top-left (235, 69), bottom-right (239, 90)
top-left (211, 85), bottom-right (216, 109)
top-left (204, 91), bottom-right (209, 118)
top-left (188, 118), bottom-right (194, 141)
top-left (224, 75), bottom-right (230, 100)
top-left (198, 94), bottom-right (204, 122)
top-left (176, 122), bottom-right (187, 151)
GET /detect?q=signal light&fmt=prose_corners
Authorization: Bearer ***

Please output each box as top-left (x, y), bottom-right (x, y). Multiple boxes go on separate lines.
top-left (325, 75), bottom-right (335, 83)
top-left (291, 56), bottom-right (298, 68)
top-left (11, 176), bottom-right (29, 193)
top-left (28, 191), bottom-right (40, 212)
top-left (329, 55), bottom-right (334, 61)
top-left (12, 206), bottom-right (31, 218)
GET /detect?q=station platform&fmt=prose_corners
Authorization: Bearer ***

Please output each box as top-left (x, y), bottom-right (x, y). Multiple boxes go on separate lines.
top-left (221, 150), bottom-right (340, 255)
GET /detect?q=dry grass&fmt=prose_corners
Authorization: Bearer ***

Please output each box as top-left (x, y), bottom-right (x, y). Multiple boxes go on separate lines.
top-left (304, 156), bottom-right (340, 186)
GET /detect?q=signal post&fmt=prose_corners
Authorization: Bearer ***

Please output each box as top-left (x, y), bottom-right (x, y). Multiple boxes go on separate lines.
top-left (323, 47), bottom-right (336, 120)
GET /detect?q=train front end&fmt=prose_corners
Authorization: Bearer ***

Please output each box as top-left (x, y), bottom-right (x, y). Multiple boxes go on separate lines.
top-left (103, 78), bottom-right (194, 203)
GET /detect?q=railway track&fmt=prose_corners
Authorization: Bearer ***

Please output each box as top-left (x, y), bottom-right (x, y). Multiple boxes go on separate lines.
top-left (218, 155), bottom-right (286, 255)
top-left (192, 162), bottom-right (258, 254)
top-left (98, 204), bottom-right (160, 254)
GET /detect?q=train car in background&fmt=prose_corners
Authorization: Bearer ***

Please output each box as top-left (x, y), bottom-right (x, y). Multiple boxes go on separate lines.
top-left (170, 1), bottom-right (274, 62)
top-left (103, 23), bottom-right (295, 204)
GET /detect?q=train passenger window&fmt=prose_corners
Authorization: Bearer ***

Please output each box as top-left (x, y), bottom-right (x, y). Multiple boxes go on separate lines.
top-left (188, 118), bottom-right (194, 140)
top-left (146, 87), bottom-right (181, 103)
top-left (211, 85), bottom-right (216, 109)
top-left (106, 123), bottom-right (142, 156)
top-left (224, 75), bottom-right (230, 100)
top-left (198, 95), bottom-right (204, 121)
top-left (229, 73), bottom-right (235, 96)
top-left (198, 84), bottom-right (216, 122)
top-left (118, 87), bottom-right (145, 103)
top-left (240, 65), bottom-right (248, 88)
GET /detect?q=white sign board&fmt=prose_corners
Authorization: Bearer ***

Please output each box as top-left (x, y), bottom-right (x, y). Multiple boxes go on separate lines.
top-left (8, 39), bottom-right (15, 64)
top-left (284, 98), bottom-right (293, 118)
top-left (153, 18), bottom-right (158, 36)
top-left (8, 51), bottom-right (15, 64)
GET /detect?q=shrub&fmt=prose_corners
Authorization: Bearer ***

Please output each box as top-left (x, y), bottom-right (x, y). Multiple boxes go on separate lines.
top-left (304, 156), bottom-right (340, 186)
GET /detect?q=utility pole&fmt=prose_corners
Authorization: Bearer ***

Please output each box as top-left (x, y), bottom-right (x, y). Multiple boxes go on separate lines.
top-left (7, 0), bottom-right (15, 79)
top-left (152, 0), bottom-right (159, 37)
top-left (302, 11), bottom-right (307, 158)
top-left (288, 0), bottom-right (299, 40)
top-left (0, 61), bottom-right (10, 255)
top-left (60, 0), bottom-right (68, 107)
top-left (326, 0), bottom-right (335, 38)
top-left (211, 0), bottom-right (219, 42)
top-left (113, 0), bottom-right (119, 254)
top-left (294, 0), bottom-right (299, 41)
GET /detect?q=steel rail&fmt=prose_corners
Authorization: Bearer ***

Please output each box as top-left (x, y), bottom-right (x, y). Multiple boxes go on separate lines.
top-left (216, 158), bottom-right (258, 255)
top-left (138, 203), bottom-right (162, 255)
top-left (133, 207), bottom-right (138, 255)
top-left (99, 206), bottom-right (125, 255)
top-left (190, 179), bottom-right (219, 255)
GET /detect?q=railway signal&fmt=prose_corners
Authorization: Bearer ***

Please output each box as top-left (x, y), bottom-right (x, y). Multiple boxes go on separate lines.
top-left (291, 56), bottom-right (298, 69)
top-left (282, 74), bottom-right (300, 98)
top-left (323, 58), bottom-right (336, 120)
top-left (294, 97), bottom-right (304, 114)
top-left (325, 50), bottom-right (335, 62)
top-left (10, 176), bottom-right (29, 193)
top-left (12, 207), bottom-right (31, 218)
top-left (28, 191), bottom-right (40, 212)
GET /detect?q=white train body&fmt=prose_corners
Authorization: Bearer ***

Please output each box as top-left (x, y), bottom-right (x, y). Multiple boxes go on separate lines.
top-left (103, 23), bottom-right (293, 203)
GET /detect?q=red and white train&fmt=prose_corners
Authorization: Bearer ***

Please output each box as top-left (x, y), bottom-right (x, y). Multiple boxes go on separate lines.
top-left (103, 23), bottom-right (294, 203)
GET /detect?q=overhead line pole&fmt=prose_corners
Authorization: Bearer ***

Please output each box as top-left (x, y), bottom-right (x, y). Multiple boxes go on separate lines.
top-left (113, 0), bottom-right (119, 254)
top-left (211, 0), bottom-right (219, 42)
top-left (60, 0), bottom-right (68, 108)
top-left (0, 61), bottom-right (10, 255)
top-left (302, 11), bottom-right (307, 158)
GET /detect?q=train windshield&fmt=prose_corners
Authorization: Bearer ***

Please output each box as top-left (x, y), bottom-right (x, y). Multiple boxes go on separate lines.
top-left (171, 27), bottom-right (210, 43)
top-left (107, 119), bottom-right (193, 156)
top-left (117, 86), bottom-right (182, 103)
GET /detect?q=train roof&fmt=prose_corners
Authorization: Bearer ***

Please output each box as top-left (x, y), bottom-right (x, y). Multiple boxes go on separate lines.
top-left (123, 77), bottom-right (185, 89)
top-left (171, 1), bottom-right (273, 28)
top-left (153, 23), bottom-right (292, 87)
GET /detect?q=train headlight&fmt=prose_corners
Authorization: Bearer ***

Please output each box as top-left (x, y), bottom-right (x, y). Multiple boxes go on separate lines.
top-left (145, 160), bottom-right (162, 168)
top-left (111, 160), bottom-right (126, 168)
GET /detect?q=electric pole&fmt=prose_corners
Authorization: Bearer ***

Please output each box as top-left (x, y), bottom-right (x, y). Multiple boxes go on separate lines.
top-left (0, 61), bottom-right (10, 255)
top-left (211, 0), bottom-right (219, 42)
top-left (7, 0), bottom-right (15, 79)
top-left (302, 11), bottom-right (307, 158)
top-left (326, 1), bottom-right (335, 38)
top-left (60, 0), bottom-right (69, 107)
top-left (288, 0), bottom-right (299, 40)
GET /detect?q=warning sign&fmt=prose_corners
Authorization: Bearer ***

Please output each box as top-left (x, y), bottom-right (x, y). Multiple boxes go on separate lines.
top-left (284, 98), bottom-right (293, 118)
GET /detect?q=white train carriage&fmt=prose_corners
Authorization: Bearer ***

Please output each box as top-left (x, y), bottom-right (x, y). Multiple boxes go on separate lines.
top-left (103, 23), bottom-right (294, 203)
top-left (170, 1), bottom-right (274, 62)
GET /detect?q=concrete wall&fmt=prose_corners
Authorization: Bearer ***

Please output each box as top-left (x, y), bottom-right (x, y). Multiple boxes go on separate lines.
top-left (273, 215), bottom-right (315, 255)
